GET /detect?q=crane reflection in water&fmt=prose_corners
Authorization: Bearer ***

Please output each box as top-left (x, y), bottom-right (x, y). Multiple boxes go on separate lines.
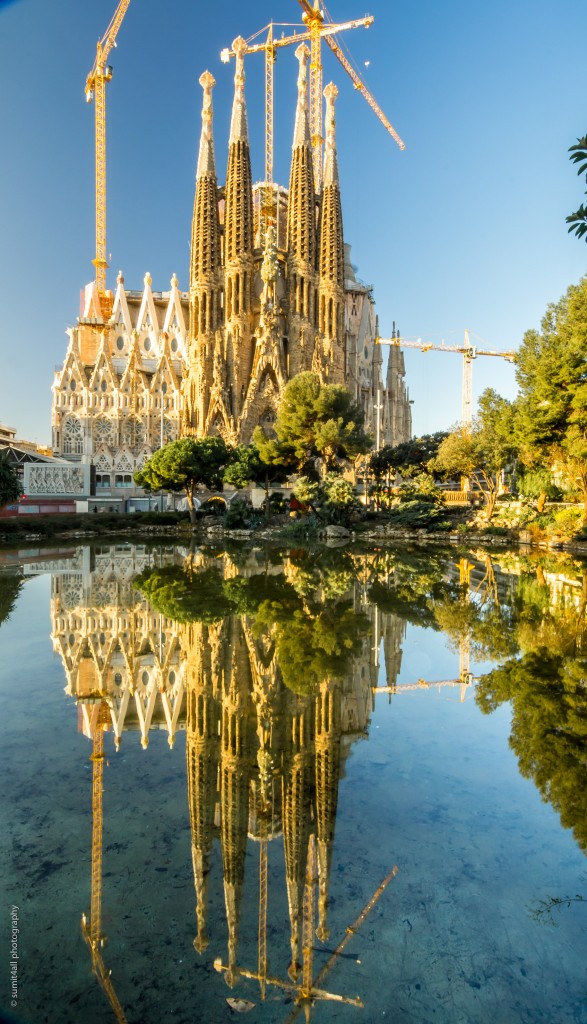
top-left (44, 541), bottom-right (587, 1020)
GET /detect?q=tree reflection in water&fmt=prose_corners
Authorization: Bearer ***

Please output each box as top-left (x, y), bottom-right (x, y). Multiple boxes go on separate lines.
top-left (45, 541), bottom-right (587, 1018)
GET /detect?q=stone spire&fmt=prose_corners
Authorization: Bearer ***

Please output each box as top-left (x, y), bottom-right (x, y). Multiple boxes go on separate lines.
top-left (319, 83), bottom-right (343, 282)
top-left (322, 82), bottom-right (340, 187)
top-left (292, 43), bottom-right (311, 149)
top-left (197, 70), bottom-right (216, 178)
top-left (229, 36), bottom-right (249, 145)
top-left (184, 622), bottom-right (221, 955)
top-left (223, 36), bottom-right (255, 427)
top-left (314, 680), bottom-right (341, 943)
top-left (191, 71), bottom-right (222, 293)
top-left (286, 44), bottom-right (318, 373)
top-left (317, 83), bottom-right (345, 382)
top-left (224, 37), bottom-right (254, 266)
top-left (183, 71), bottom-right (223, 436)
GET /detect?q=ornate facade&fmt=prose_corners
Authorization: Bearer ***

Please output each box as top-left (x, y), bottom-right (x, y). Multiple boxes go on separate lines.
top-left (51, 273), bottom-right (187, 493)
top-left (51, 43), bottom-right (412, 487)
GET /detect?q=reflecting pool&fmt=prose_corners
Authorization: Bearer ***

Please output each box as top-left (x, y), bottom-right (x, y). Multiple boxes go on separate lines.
top-left (0, 541), bottom-right (586, 1024)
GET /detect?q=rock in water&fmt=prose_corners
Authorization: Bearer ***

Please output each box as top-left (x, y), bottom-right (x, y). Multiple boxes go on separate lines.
top-left (226, 997), bottom-right (256, 1012)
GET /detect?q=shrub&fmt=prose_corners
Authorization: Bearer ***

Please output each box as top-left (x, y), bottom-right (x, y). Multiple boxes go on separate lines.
top-left (518, 469), bottom-right (563, 501)
top-left (292, 477), bottom-right (321, 508)
top-left (395, 472), bottom-right (441, 503)
top-left (387, 500), bottom-right (447, 528)
top-left (263, 491), bottom-right (289, 514)
top-left (224, 500), bottom-right (258, 530)
top-left (547, 506), bottom-right (583, 539)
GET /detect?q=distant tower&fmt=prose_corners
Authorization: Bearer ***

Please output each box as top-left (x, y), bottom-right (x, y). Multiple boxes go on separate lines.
top-left (382, 324), bottom-right (412, 445)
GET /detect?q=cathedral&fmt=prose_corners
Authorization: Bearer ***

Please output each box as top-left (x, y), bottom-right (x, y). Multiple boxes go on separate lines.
top-left (50, 41), bottom-right (411, 493)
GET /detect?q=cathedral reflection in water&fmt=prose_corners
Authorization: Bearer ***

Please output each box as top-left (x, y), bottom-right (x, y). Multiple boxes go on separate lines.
top-left (50, 543), bottom-right (406, 1016)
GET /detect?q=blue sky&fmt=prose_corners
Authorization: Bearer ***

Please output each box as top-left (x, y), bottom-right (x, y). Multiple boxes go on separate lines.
top-left (1, 0), bottom-right (586, 444)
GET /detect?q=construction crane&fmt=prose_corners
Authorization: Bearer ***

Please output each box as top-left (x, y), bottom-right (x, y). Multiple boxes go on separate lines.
top-left (85, 0), bottom-right (132, 311)
top-left (222, 14), bottom-right (373, 227)
top-left (81, 701), bottom-right (128, 1024)
top-left (215, 831), bottom-right (397, 1021)
top-left (284, 853), bottom-right (399, 1024)
top-left (299, 0), bottom-right (406, 187)
top-left (373, 676), bottom-right (476, 698)
top-left (377, 329), bottom-right (516, 431)
top-left (221, 1), bottom-right (404, 222)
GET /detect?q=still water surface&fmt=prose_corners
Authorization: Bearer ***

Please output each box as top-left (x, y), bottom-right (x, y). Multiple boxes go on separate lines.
top-left (0, 541), bottom-right (585, 1024)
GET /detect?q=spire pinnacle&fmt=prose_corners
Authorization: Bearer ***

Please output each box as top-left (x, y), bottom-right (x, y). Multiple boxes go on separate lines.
top-left (229, 37), bottom-right (249, 144)
top-left (197, 71), bottom-right (216, 179)
top-left (323, 82), bottom-right (339, 185)
top-left (293, 44), bottom-right (310, 149)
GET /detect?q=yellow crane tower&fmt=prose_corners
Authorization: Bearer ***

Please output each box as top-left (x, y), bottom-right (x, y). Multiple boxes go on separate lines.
top-left (221, 1), bottom-right (404, 227)
top-left (81, 701), bottom-right (128, 1024)
top-left (298, 0), bottom-right (405, 188)
top-left (377, 329), bottom-right (516, 432)
top-left (85, 0), bottom-right (132, 313)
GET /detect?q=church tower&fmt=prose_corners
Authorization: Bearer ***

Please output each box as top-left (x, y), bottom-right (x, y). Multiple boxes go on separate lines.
top-left (316, 84), bottom-right (345, 384)
top-left (286, 44), bottom-right (318, 378)
top-left (221, 37), bottom-right (255, 437)
top-left (183, 71), bottom-right (223, 437)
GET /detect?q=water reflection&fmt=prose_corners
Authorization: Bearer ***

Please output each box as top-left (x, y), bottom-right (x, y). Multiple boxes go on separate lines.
top-left (48, 544), bottom-right (412, 1020)
top-left (12, 540), bottom-right (586, 1022)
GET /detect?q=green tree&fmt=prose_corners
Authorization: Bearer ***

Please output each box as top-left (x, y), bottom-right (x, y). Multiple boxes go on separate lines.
top-left (0, 573), bottom-right (25, 627)
top-left (431, 390), bottom-right (516, 520)
top-left (0, 452), bottom-right (22, 508)
top-left (513, 277), bottom-right (587, 521)
top-left (136, 551), bottom-right (369, 696)
top-left (370, 433), bottom-right (448, 484)
top-left (223, 442), bottom-right (290, 515)
top-left (254, 372), bottom-right (372, 475)
top-left (134, 436), bottom-right (231, 523)
top-left (222, 443), bottom-right (264, 490)
top-left (566, 134), bottom-right (587, 240)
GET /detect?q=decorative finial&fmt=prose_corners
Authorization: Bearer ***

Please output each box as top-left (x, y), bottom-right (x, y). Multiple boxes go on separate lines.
top-left (323, 83), bottom-right (339, 185)
top-left (117, 270), bottom-right (124, 285)
top-left (293, 44), bottom-right (310, 149)
top-left (295, 43), bottom-right (310, 99)
top-left (196, 71), bottom-right (216, 179)
top-left (171, 272), bottom-right (178, 288)
top-left (229, 37), bottom-right (249, 144)
top-left (144, 271), bottom-right (152, 287)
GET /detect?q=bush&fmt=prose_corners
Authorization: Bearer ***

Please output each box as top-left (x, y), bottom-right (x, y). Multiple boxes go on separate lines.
top-left (261, 491), bottom-right (289, 514)
top-left (224, 499), bottom-right (259, 530)
top-left (395, 473), bottom-right (441, 504)
top-left (387, 500), bottom-right (447, 528)
top-left (518, 469), bottom-right (563, 501)
top-left (547, 506), bottom-right (584, 539)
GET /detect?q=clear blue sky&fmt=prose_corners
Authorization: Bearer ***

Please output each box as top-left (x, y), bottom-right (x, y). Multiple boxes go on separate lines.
top-left (1, 0), bottom-right (586, 444)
